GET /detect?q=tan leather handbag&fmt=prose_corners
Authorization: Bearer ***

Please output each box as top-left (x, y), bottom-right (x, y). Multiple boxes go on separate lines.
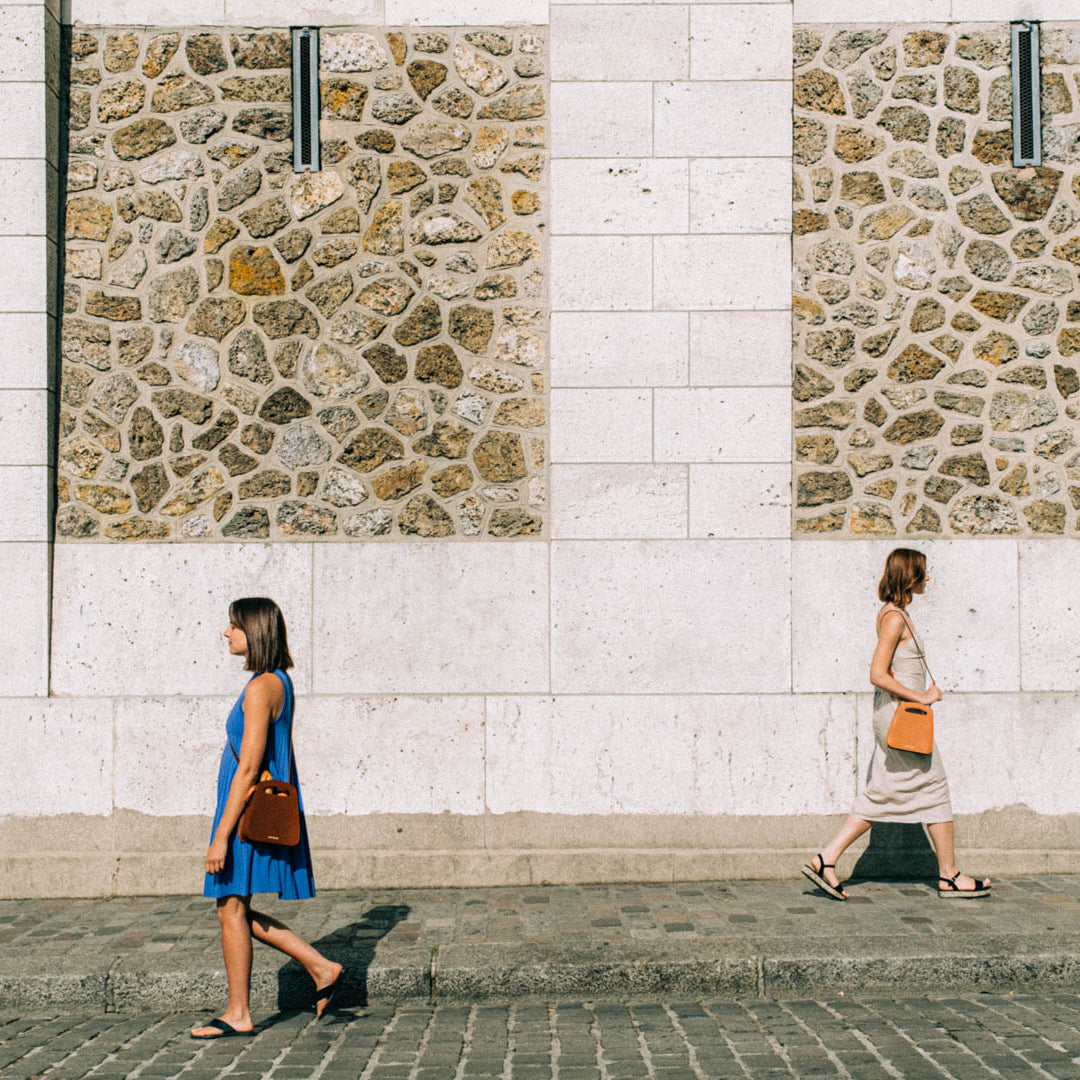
top-left (229, 736), bottom-right (301, 847)
top-left (884, 609), bottom-right (935, 756)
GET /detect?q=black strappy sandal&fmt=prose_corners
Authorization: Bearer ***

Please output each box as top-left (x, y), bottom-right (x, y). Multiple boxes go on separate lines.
top-left (801, 853), bottom-right (847, 901)
top-left (938, 871), bottom-right (991, 899)
top-left (314, 967), bottom-right (346, 1019)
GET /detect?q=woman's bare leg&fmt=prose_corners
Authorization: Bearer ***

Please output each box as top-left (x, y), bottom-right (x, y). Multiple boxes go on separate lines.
top-left (813, 816), bottom-right (873, 898)
top-left (191, 896), bottom-right (255, 1036)
top-left (249, 908), bottom-right (343, 1017)
top-left (926, 821), bottom-right (989, 890)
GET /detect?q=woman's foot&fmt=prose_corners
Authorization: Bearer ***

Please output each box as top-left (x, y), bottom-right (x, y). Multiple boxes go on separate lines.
top-left (190, 1014), bottom-right (254, 1039)
top-left (313, 960), bottom-right (344, 1019)
top-left (801, 853), bottom-right (848, 900)
top-left (937, 869), bottom-right (991, 898)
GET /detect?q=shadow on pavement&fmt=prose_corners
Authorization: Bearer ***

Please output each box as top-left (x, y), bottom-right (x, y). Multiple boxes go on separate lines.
top-left (275, 903), bottom-right (411, 1013)
top-left (849, 822), bottom-right (939, 883)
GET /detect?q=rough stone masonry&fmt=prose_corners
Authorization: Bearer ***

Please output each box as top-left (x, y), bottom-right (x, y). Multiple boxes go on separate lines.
top-left (58, 27), bottom-right (548, 541)
top-left (794, 23), bottom-right (1080, 538)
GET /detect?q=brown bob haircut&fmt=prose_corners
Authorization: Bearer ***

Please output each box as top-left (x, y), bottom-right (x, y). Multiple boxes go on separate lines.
top-left (878, 548), bottom-right (927, 608)
top-left (229, 597), bottom-right (294, 673)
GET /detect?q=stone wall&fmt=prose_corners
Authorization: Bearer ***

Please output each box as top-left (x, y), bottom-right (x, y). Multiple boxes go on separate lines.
top-left (794, 24), bottom-right (1080, 538)
top-left (58, 26), bottom-right (547, 541)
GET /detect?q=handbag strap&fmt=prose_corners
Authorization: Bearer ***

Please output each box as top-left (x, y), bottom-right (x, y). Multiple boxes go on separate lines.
top-left (881, 605), bottom-right (935, 685)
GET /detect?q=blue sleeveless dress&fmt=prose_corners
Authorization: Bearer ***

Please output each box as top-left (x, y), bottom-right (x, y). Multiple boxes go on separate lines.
top-left (203, 669), bottom-right (316, 900)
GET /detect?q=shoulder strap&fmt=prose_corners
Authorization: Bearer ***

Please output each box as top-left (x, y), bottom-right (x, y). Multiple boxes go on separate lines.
top-left (881, 606), bottom-right (935, 685)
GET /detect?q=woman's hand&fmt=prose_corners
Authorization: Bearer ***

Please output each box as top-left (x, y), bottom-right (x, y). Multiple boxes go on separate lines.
top-left (921, 682), bottom-right (943, 706)
top-left (205, 837), bottom-right (229, 875)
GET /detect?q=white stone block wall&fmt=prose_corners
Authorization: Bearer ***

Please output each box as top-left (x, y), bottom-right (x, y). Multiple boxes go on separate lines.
top-left (4, 0), bottom-right (1080, 896)
top-left (0, 0), bottom-right (59, 698)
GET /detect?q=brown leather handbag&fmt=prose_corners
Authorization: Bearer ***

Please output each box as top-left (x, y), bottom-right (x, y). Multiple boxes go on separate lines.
top-left (884, 609), bottom-right (935, 756)
top-left (229, 735), bottom-right (301, 847)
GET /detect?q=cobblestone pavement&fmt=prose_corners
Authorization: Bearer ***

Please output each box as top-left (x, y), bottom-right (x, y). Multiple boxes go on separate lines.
top-left (4, 994), bottom-right (1080, 1079)
top-left (5, 875), bottom-right (1079, 960)
top-left (5, 877), bottom-right (1080, 1010)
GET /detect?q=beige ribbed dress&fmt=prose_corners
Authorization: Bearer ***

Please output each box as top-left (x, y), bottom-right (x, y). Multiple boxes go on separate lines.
top-left (850, 609), bottom-right (953, 824)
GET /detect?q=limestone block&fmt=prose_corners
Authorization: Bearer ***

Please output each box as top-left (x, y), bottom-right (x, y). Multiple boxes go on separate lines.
top-left (792, 541), bottom-right (1020, 694)
top-left (856, 691), bottom-right (1080, 816)
top-left (222, 0), bottom-right (382, 23)
top-left (0, 391), bottom-right (52, 465)
top-left (295, 695), bottom-right (485, 814)
top-left (654, 388), bottom-right (791, 462)
top-left (312, 542), bottom-right (548, 693)
top-left (68, 0), bottom-right (222, 24)
top-left (385, 0), bottom-right (549, 24)
top-left (952, 0), bottom-right (1078, 17)
top-left (0, 238), bottom-right (52, 314)
top-left (690, 312), bottom-right (791, 387)
top-left (51, 543), bottom-right (314, 696)
top-left (486, 696), bottom-right (698, 815)
top-left (690, 5), bottom-right (793, 81)
top-left (654, 81), bottom-right (791, 157)
top-left (551, 389), bottom-right (651, 463)
top-left (793, 0), bottom-right (943, 18)
top-left (0, 314), bottom-right (52, 391)
top-left (551, 83), bottom-right (652, 158)
top-left (551, 237), bottom-right (651, 311)
top-left (0, 6), bottom-right (52, 84)
top-left (1019, 541), bottom-right (1080, 690)
top-left (551, 539), bottom-right (791, 693)
top-left (0, 544), bottom-right (50, 695)
top-left (0, 698), bottom-right (111, 816)
top-left (551, 313), bottom-right (687, 388)
top-left (0, 466), bottom-right (51, 541)
top-left (654, 236), bottom-right (789, 310)
top-left (0, 161), bottom-right (51, 238)
top-left (689, 159), bottom-right (791, 234)
top-left (552, 159), bottom-right (688, 235)
top-left (551, 6), bottom-right (688, 82)
top-left (689, 464), bottom-right (791, 538)
top-left (0, 83), bottom-right (54, 161)
top-left (551, 464), bottom-right (687, 539)
top-left (114, 696), bottom-right (229, 816)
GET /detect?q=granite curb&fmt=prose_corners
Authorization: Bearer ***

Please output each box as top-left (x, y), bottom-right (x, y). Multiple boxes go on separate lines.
top-left (5, 937), bottom-right (1080, 1012)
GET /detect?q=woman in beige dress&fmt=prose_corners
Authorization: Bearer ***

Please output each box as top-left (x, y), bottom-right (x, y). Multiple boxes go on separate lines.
top-left (801, 548), bottom-right (991, 901)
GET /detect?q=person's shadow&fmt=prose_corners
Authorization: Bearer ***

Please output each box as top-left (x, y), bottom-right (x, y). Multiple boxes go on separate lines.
top-left (274, 904), bottom-right (410, 1013)
top-left (848, 823), bottom-right (939, 883)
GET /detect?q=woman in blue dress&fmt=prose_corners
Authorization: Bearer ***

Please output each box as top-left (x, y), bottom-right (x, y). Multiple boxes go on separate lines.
top-left (191, 597), bottom-right (343, 1039)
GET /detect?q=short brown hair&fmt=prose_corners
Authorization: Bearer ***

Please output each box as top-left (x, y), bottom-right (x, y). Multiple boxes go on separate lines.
top-left (229, 597), bottom-right (293, 673)
top-left (878, 548), bottom-right (927, 607)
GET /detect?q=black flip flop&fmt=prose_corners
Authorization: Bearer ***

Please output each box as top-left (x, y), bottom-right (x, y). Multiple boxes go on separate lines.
top-left (190, 1018), bottom-right (255, 1040)
top-left (801, 852), bottom-right (847, 901)
top-left (314, 968), bottom-right (346, 1018)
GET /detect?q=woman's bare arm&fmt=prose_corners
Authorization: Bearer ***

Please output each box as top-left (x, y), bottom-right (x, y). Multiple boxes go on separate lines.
top-left (205, 674), bottom-right (281, 872)
top-left (869, 610), bottom-right (936, 705)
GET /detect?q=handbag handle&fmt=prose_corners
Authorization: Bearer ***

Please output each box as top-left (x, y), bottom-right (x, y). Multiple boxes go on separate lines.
top-left (880, 605), bottom-right (935, 686)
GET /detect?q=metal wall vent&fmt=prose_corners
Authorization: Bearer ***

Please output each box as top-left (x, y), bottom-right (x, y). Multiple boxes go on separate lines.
top-left (1011, 20), bottom-right (1042, 167)
top-left (292, 27), bottom-right (321, 173)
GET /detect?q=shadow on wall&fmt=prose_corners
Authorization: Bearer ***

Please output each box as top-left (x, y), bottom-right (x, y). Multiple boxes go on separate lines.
top-left (850, 823), bottom-right (939, 883)
top-left (275, 903), bottom-right (410, 1011)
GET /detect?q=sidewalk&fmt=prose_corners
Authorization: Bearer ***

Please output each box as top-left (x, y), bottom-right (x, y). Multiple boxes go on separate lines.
top-left (2, 876), bottom-right (1079, 1013)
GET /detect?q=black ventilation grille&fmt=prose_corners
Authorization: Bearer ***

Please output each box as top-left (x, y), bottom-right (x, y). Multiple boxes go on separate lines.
top-left (1012, 21), bottom-right (1042, 167)
top-left (292, 28), bottom-right (321, 173)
